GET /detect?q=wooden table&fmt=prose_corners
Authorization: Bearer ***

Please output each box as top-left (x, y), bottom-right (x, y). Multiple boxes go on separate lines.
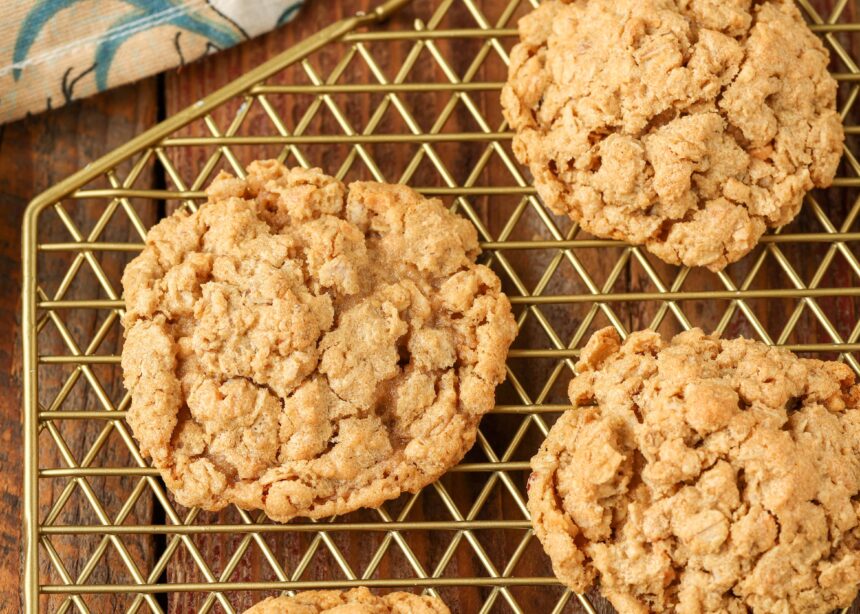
top-left (2, 0), bottom-right (858, 612)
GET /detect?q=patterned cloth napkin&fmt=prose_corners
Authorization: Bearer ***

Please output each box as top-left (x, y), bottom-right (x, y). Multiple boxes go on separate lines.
top-left (0, 0), bottom-right (304, 125)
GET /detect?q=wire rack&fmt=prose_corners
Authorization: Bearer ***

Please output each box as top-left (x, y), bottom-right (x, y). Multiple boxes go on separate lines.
top-left (20, 0), bottom-right (860, 612)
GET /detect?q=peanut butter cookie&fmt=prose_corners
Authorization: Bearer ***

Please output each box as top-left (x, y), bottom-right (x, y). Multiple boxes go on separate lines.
top-left (529, 327), bottom-right (860, 613)
top-left (244, 588), bottom-right (450, 613)
top-left (502, 0), bottom-right (844, 270)
top-left (121, 161), bottom-right (516, 522)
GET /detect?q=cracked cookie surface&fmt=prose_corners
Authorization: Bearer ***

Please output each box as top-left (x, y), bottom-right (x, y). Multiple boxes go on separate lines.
top-left (501, 0), bottom-right (844, 270)
top-left (121, 161), bottom-right (516, 522)
top-left (243, 588), bottom-right (450, 613)
top-left (528, 327), bottom-right (860, 613)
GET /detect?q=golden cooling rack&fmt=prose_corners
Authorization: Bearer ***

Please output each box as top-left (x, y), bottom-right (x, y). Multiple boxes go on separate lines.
top-left (21, 0), bottom-right (860, 612)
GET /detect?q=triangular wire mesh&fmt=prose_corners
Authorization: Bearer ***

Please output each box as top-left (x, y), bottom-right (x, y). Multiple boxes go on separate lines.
top-left (24, 0), bottom-right (860, 612)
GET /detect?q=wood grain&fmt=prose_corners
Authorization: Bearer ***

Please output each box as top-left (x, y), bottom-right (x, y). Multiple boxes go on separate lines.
top-left (1, 0), bottom-right (858, 612)
top-left (0, 80), bottom-right (159, 611)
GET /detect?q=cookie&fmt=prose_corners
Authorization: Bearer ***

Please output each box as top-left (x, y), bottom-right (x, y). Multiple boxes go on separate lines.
top-left (121, 160), bottom-right (516, 521)
top-left (243, 588), bottom-right (450, 613)
top-left (501, 0), bottom-right (844, 270)
top-left (528, 327), bottom-right (860, 613)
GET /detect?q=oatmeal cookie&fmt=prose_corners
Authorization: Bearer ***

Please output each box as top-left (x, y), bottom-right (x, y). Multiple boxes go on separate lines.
top-left (121, 160), bottom-right (516, 522)
top-left (501, 0), bottom-right (844, 270)
top-left (528, 327), bottom-right (860, 613)
top-left (243, 588), bottom-right (450, 613)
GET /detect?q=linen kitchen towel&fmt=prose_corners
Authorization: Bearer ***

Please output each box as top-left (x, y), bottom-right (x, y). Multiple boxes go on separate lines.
top-left (0, 0), bottom-right (304, 124)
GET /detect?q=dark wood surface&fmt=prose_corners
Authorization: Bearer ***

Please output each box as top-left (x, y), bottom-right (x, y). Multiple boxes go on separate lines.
top-left (1, 0), bottom-right (858, 612)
